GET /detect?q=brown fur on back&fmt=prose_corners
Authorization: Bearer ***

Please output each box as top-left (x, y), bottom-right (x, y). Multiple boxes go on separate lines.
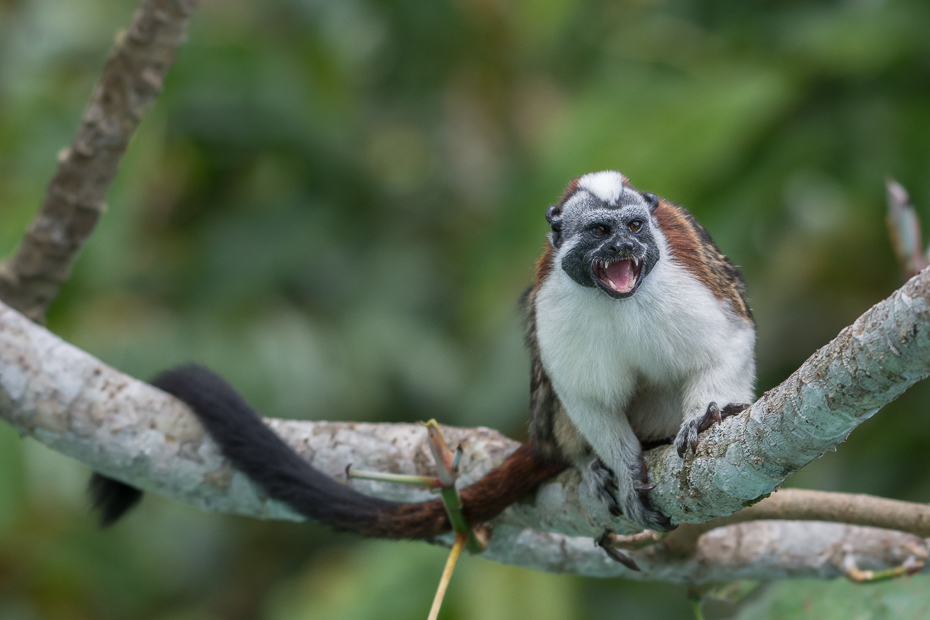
top-left (533, 241), bottom-right (556, 289)
top-left (652, 199), bottom-right (752, 321)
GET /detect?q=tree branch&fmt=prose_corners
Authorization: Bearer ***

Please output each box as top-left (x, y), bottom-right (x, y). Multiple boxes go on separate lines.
top-left (886, 178), bottom-right (929, 277)
top-left (2, 260), bottom-right (930, 579)
top-left (662, 489), bottom-right (930, 556)
top-left (0, 0), bottom-right (198, 322)
top-left (484, 522), bottom-right (929, 582)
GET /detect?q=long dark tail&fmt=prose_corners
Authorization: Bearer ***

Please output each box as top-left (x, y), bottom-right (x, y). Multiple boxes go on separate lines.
top-left (89, 364), bottom-right (567, 537)
top-left (88, 473), bottom-right (143, 526)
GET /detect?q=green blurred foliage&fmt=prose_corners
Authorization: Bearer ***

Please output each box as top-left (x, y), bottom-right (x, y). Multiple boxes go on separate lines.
top-left (2, 0), bottom-right (930, 617)
top-left (735, 576), bottom-right (930, 620)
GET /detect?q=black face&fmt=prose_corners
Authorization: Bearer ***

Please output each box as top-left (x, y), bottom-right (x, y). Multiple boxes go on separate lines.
top-left (547, 184), bottom-right (660, 299)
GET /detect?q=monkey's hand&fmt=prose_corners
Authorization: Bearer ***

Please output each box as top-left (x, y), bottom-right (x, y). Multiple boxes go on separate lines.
top-left (585, 457), bottom-right (674, 532)
top-left (675, 402), bottom-right (750, 457)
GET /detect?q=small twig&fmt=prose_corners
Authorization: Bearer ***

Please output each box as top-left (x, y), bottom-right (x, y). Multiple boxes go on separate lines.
top-left (428, 532), bottom-right (468, 620)
top-left (596, 528), bottom-right (671, 570)
top-left (838, 540), bottom-right (928, 583)
top-left (604, 529), bottom-right (669, 550)
top-left (423, 420), bottom-right (486, 554)
top-left (686, 587), bottom-right (708, 620)
top-left (885, 177), bottom-right (928, 278)
top-left (346, 421), bottom-right (486, 619)
top-left (345, 419), bottom-right (490, 565)
top-left (425, 420), bottom-right (457, 486)
top-left (0, 0), bottom-right (199, 322)
top-left (686, 581), bottom-right (760, 620)
top-left (596, 531), bottom-right (640, 571)
top-left (346, 465), bottom-right (443, 489)
top-left (346, 420), bottom-right (486, 555)
top-left (417, 425), bottom-right (483, 620)
top-left (689, 598), bottom-right (706, 620)
top-left (663, 488), bottom-right (930, 556)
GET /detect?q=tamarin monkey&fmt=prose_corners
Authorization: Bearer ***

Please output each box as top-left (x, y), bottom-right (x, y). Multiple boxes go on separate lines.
top-left (90, 171), bottom-right (755, 540)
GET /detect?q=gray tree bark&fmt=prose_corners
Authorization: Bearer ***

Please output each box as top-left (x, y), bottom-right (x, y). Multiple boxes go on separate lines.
top-left (2, 264), bottom-right (930, 581)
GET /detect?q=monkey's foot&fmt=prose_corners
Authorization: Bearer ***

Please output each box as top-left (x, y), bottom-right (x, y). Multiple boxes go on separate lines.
top-left (588, 458), bottom-right (621, 517)
top-left (675, 402), bottom-right (750, 457)
top-left (586, 458), bottom-right (673, 532)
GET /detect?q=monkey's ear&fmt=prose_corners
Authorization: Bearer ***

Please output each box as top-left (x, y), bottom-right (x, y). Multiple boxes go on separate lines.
top-left (642, 192), bottom-right (659, 212)
top-left (545, 204), bottom-right (561, 225)
top-left (545, 205), bottom-right (563, 247)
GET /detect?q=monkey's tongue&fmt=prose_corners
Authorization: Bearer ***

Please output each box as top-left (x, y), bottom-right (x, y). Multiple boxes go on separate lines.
top-left (599, 259), bottom-right (637, 293)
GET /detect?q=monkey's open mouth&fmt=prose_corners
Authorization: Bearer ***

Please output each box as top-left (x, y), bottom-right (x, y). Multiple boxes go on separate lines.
top-left (593, 258), bottom-right (642, 297)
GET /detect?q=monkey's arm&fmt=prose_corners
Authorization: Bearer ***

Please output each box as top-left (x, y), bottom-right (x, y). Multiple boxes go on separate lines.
top-left (89, 365), bottom-right (567, 537)
top-left (525, 315), bottom-right (671, 533)
top-left (675, 333), bottom-right (756, 457)
top-left (558, 395), bottom-right (672, 532)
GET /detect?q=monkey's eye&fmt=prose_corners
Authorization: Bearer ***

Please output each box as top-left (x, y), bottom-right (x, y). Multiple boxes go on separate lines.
top-left (592, 224), bottom-right (610, 237)
top-left (628, 220), bottom-right (643, 233)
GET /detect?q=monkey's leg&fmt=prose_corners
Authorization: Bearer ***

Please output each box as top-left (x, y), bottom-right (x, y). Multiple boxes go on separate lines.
top-left (587, 457), bottom-right (621, 517)
top-left (675, 402), bottom-right (750, 457)
top-left (582, 454), bottom-right (673, 532)
top-left (632, 453), bottom-right (672, 530)
top-left (561, 399), bottom-right (673, 531)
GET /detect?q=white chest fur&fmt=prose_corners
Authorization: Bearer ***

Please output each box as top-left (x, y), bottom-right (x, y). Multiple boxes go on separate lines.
top-left (534, 251), bottom-right (755, 437)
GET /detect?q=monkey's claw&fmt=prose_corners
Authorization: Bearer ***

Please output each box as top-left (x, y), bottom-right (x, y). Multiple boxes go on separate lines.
top-left (634, 501), bottom-right (674, 532)
top-left (589, 458), bottom-right (622, 517)
top-left (633, 454), bottom-right (656, 491)
top-left (675, 402), bottom-right (750, 458)
top-left (587, 458), bottom-right (673, 531)
top-left (629, 456), bottom-right (673, 532)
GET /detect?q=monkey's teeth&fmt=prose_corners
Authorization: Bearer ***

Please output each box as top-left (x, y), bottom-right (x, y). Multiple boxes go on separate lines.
top-left (608, 279), bottom-right (620, 292)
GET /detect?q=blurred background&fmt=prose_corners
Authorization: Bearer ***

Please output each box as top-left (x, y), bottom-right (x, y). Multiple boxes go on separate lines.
top-left (1, 0), bottom-right (930, 618)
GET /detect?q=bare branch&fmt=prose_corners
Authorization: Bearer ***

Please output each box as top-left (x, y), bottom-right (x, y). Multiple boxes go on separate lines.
top-left (886, 178), bottom-right (928, 278)
top-left (0, 0), bottom-right (198, 322)
top-left (837, 540), bottom-right (927, 583)
top-left (484, 522), bottom-right (930, 582)
top-left (663, 489), bottom-right (930, 555)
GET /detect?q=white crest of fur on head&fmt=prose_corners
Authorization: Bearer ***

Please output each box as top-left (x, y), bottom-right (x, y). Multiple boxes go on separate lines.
top-left (577, 171), bottom-right (626, 206)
